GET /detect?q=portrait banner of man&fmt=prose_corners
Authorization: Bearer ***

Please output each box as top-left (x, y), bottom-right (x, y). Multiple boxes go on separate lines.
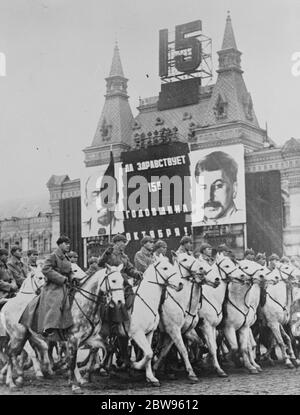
top-left (81, 159), bottom-right (124, 238)
top-left (190, 144), bottom-right (246, 226)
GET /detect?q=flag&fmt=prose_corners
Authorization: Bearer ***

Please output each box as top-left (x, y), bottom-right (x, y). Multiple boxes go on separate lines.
top-left (100, 150), bottom-right (116, 208)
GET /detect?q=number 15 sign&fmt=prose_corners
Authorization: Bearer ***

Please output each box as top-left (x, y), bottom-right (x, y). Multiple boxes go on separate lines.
top-left (159, 20), bottom-right (202, 78)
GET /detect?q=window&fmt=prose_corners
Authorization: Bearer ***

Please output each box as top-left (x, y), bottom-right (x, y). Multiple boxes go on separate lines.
top-left (33, 240), bottom-right (38, 250)
top-left (43, 238), bottom-right (49, 253)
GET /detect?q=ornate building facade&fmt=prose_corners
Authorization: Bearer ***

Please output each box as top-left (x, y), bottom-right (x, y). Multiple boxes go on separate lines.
top-left (28, 14), bottom-right (300, 260)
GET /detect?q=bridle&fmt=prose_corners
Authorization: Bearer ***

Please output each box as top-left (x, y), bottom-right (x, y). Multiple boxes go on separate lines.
top-left (215, 258), bottom-right (247, 284)
top-left (148, 261), bottom-right (181, 292)
top-left (20, 271), bottom-right (43, 295)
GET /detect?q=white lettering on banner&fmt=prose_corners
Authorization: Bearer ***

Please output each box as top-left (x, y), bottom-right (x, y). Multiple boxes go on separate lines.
top-left (136, 155), bottom-right (186, 171)
top-left (125, 227), bottom-right (190, 240)
top-left (124, 204), bottom-right (189, 219)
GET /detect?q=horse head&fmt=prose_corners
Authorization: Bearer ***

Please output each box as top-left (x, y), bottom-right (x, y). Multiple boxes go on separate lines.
top-left (20, 268), bottom-right (45, 295)
top-left (215, 255), bottom-right (248, 284)
top-left (152, 257), bottom-right (183, 292)
top-left (238, 259), bottom-right (268, 285)
top-left (171, 251), bottom-right (209, 284)
top-left (277, 263), bottom-right (300, 285)
top-left (100, 264), bottom-right (125, 306)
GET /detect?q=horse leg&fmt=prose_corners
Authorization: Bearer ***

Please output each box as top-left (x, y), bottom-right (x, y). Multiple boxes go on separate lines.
top-left (131, 330), bottom-right (159, 385)
top-left (200, 322), bottom-right (227, 377)
top-left (6, 356), bottom-right (17, 389)
top-left (280, 325), bottom-right (297, 366)
top-left (248, 329), bottom-right (262, 372)
top-left (144, 331), bottom-right (160, 387)
top-left (237, 326), bottom-right (259, 374)
top-left (268, 322), bottom-right (293, 368)
top-left (0, 362), bottom-right (7, 384)
top-left (166, 325), bottom-right (198, 382)
top-left (24, 340), bottom-right (44, 379)
top-left (67, 335), bottom-right (85, 393)
top-left (223, 325), bottom-right (241, 368)
top-left (28, 332), bottom-right (53, 377)
top-left (152, 334), bottom-right (174, 373)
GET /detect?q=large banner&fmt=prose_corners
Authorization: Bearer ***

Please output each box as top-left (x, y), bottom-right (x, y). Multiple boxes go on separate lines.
top-left (189, 144), bottom-right (246, 226)
top-left (81, 162), bottom-right (124, 238)
top-left (121, 142), bottom-right (191, 242)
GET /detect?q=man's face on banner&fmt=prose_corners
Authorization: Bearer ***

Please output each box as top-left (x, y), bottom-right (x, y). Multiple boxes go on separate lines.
top-left (200, 169), bottom-right (237, 220)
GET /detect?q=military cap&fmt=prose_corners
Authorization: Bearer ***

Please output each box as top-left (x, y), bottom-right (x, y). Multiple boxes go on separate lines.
top-left (11, 245), bottom-right (22, 255)
top-left (199, 243), bottom-right (212, 254)
top-left (255, 252), bottom-right (266, 261)
top-left (244, 248), bottom-right (255, 256)
top-left (280, 256), bottom-right (289, 264)
top-left (141, 235), bottom-right (155, 246)
top-left (180, 236), bottom-right (193, 245)
top-left (268, 253), bottom-right (280, 262)
top-left (0, 248), bottom-right (9, 256)
top-left (56, 235), bottom-right (71, 245)
top-left (217, 244), bottom-right (232, 253)
top-left (88, 256), bottom-right (98, 265)
top-left (27, 249), bottom-right (38, 256)
top-left (112, 234), bottom-right (127, 243)
top-left (154, 240), bottom-right (167, 250)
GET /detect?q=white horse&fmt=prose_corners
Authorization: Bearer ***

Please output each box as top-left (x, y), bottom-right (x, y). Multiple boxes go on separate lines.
top-left (197, 254), bottom-right (249, 377)
top-left (67, 264), bottom-right (125, 393)
top-left (125, 257), bottom-right (183, 386)
top-left (237, 259), bottom-right (269, 372)
top-left (153, 252), bottom-right (220, 381)
top-left (260, 263), bottom-right (300, 368)
top-left (0, 267), bottom-right (51, 388)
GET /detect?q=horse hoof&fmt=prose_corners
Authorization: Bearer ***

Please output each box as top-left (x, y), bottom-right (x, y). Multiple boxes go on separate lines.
top-left (146, 378), bottom-right (161, 387)
top-left (9, 383), bottom-right (18, 390)
top-left (285, 362), bottom-right (294, 369)
top-left (72, 385), bottom-right (84, 395)
top-left (217, 371), bottom-right (228, 378)
top-left (291, 359), bottom-right (299, 368)
top-left (248, 368), bottom-right (259, 374)
top-left (255, 366), bottom-right (263, 372)
top-left (15, 377), bottom-right (23, 387)
top-left (188, 375), bottom-right (199, 383)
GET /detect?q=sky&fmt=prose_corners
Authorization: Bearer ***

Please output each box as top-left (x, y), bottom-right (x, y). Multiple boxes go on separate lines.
top-left (0, 0), bottom-right (299, 205)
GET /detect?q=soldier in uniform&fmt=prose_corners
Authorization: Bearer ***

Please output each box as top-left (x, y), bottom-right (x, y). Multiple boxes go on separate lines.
top-left (255, 252), bottom-right (266, 266)
top-left (26, 249), bottom-right (39, 273)
top-left (176, 236), bottom-right (193, 256)
top-left (85, 256), bottom-right (99, 277)
top-left (268, 253), bottom-right (280, 271)
top-left (244, 248), bottom-right (256, 261)
top-left (7, 245), bottom-right (27, 289)
top-left (153, 240), bottom-right (168, 259)
top-left (20, 235), bottom-right (74, 340)
top-left (0, 248), bottom-right (18, 306)
top-left (134, 235), bottom-right (155, 273)
top-left (199, 242), bottom-right (214, 265)
top-left (98, 234), bottom-right (142, 369)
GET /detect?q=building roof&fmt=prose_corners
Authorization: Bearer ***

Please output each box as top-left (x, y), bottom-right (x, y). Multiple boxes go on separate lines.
top-left (221, 12), bottom-right (238, 50)
top-left (90, 44), bottom-right (134, 148)
top-left (47, 174), bottom-right (70, 188)
top-left (109, 42), bottom-right (125, 77)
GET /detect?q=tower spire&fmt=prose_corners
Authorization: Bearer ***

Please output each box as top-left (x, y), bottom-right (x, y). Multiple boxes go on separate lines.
top-left (109, 41), bottom-right (124, 77)
top-left (221, 11), bottom-right (238, 50)
top-left (217, 12), bottom-right (242, 73)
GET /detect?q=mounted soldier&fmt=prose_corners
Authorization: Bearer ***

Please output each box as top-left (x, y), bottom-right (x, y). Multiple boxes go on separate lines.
top-left (98, 234), bottom-right (142, 369)
top-left (153, 240), bottom-right (168, 260)
top-left (199, 242), bottom-right (214, 265)
top-left (244, 248), bottom-right (256, 261)
top-left (7, 245), bottom-right (27, 289)
top-left (20, 235), bottom-right (75, 340)
top-left (255, 252), bottom-right (266, 266)
top-left (0, 248), bottom-right (18, 307)
top-left (25, 249), bottom-right (39, 273)
top-left (176, 236), bottom-right (193, 256)
top-left (134, 235), bottom-right (155, 273)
